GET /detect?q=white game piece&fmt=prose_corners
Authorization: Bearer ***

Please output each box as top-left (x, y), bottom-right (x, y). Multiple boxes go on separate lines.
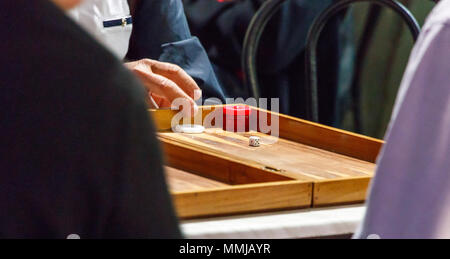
top-left (174, 124), bottom-right (205, 134)
top-left (249, 136), bottom-right (260, 147)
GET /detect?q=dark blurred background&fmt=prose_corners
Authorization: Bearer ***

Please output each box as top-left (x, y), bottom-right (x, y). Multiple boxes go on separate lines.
top-left (182, 0), bottom-right (435, 139)
top-left (348, 0), bottom-right (434, 138)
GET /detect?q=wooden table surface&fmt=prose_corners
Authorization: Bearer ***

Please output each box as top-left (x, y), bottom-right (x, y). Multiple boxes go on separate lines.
top-left (161, 128), bottom-right (375, 183)
top-left (152, 105), bottom-right (382, 218)
top-left (165, 166), bottom-right (229, 192)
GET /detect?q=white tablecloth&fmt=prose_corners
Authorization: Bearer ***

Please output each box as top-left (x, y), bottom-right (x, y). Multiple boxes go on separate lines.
top-left (181, 205), bottom-right (366, 239)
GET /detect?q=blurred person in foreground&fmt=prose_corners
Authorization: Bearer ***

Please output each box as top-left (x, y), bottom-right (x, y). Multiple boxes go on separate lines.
top-left (0, 0), bottom-right (182, 238)
top-left (356, 0), bottom-right (450, 239)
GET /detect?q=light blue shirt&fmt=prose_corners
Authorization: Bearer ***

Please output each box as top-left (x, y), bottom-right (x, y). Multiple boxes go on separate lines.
top-left (356, 0), bottom-right (450, 238)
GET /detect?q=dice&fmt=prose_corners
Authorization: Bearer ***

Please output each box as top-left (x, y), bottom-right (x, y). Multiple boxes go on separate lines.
top-left (249, 136), bottom-right (260, 147)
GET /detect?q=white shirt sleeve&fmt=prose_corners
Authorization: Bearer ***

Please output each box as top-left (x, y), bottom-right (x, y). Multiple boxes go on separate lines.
top-left (68, 0), bottom-right (132, 59)
top-left (356, 20), bottom-right (450, 238)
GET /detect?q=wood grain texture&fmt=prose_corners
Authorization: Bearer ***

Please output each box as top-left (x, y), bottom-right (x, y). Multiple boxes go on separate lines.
top-left (313, 177), bottom-right (372, 207)
top-left (159, 129), bottom-right (375, 181)
top-left (149, 105), bottom-right (383, 163)
top-left (160, 136), bottom-right (295, 184)
top-left (150, 105), bottom-right (383, 212)
top-left (173, 181), bottom-right (312, 219)
top-left (164, 166), bottom-right (312, 219)
top-left (162, 140), bottom-right (312, 218)
top-left (250, 107), bottom-right (383, 163)
top-left (165, 166), bottom-right (229, 192)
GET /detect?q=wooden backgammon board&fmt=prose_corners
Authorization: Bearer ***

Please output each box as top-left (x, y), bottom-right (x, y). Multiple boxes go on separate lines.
top-left (149, 105), bottom-right (383, 219)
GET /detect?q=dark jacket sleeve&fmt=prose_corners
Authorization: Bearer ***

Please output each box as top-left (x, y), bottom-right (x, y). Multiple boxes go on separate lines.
top-left (126, 0), bottom-right (226, 101)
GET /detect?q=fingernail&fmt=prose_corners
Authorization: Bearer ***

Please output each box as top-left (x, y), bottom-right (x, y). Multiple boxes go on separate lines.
top-left (194, 89), bottom-right (202, 101)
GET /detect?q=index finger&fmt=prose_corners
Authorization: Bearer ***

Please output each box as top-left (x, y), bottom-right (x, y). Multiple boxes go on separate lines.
top-left (135, 69), bottom-right (198, 117)
top-left (150, 61), bottom-right (202, 101)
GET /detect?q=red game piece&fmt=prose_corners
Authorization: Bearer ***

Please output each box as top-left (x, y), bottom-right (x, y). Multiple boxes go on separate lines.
top-left (223, 105), bottom-right (252, 132)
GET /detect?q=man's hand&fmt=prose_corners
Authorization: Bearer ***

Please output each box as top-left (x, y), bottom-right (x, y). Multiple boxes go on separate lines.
top-left (125, 59), bottom-right (201, 116)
